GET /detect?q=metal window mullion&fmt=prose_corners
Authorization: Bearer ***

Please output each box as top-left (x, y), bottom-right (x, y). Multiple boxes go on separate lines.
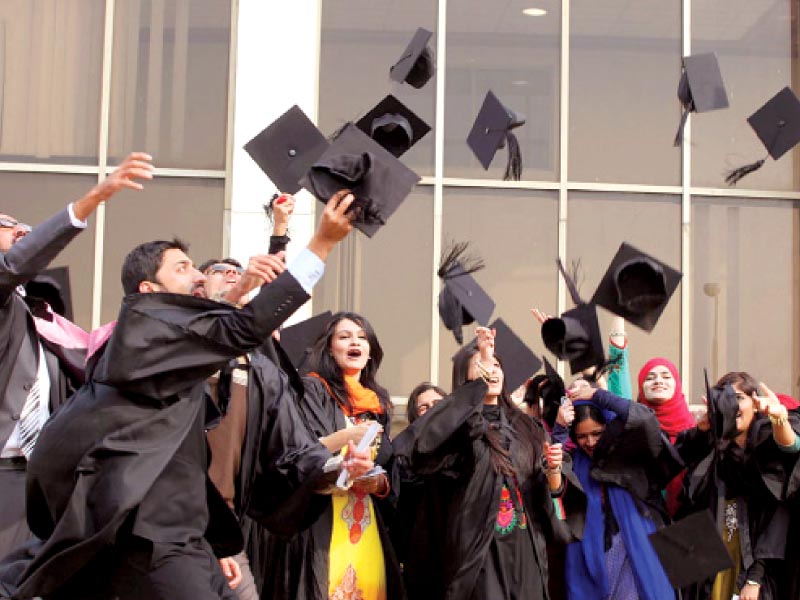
top-left (222, 0), bottom-right (240, 258)
top-left (556, 0), bottom-right (570, 379)
top-left (681, 0), bottom-right (692, 397)
top-left (429, 0), bottom-right (447, 386)
top-left (91, 0), bottom-right (116, 329)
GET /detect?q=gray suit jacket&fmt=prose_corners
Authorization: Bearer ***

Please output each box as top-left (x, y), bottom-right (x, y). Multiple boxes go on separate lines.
top-left (0, 208), bottom-right (82, 448)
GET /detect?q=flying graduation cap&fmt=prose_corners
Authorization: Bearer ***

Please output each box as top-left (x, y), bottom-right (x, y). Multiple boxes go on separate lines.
top-left (674, 52), bottom-right (729, 146)
top-left (355, 95), bottom-right (431, 158)
top-left (280, 311), bottom-right (333, 374)
top-left (467, 91), bottom-right (526, 181)
top-left (244, 105), bottom-right (330, 194)
top-left (590, 243), bottom-right (682, 332)
top-left (299, 123), bottom-right (421, 237)
top-left (726, 86), bottom-right (800, 185)
top-left (390, 28), bottom-right (435, 89)
top-left (703, 369), bottom-right (740, 442)
top-left (649, 509), bottom-right (734, 589)
top-left (25, 266), bottom-right (73, 321)
top-left (487, 318), bottom-right (542, 392)
top-left (437, 241), bottom-right (495, 345)
top-left (540, 259), bottom-right (605, 375)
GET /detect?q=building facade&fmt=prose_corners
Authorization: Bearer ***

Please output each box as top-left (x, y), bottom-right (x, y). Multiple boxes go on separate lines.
top-left (3, 0), bottom-right (799, 406)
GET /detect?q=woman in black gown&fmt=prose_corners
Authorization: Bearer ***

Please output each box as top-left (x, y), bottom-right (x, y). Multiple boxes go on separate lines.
top-left (399, 327), bottom-right (573, 600)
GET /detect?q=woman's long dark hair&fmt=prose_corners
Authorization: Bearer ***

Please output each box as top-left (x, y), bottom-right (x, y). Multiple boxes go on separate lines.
top-left (452, 343), bottom-right (544, 479)
top-left (308, 312), bottom-right (392, 416)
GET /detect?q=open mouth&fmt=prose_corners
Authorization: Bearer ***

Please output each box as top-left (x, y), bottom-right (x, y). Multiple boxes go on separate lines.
top-left (346, 348), bottom-right (363, 359)
top-left (487, 376), bottom-right (500, 384)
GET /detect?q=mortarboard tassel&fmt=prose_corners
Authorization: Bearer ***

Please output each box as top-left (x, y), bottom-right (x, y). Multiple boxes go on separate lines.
top-left (503, 131), bottom-right (522, 181)
top-left (556, 258), bottom-right (584, 306)
top-left (725, 158), bottom-right (765, 186)
top-left (673, 108), bottom-right (690, 147)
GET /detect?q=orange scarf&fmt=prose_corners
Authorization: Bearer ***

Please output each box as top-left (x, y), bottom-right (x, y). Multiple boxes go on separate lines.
top-left (308, 373), bottom-right (384, 417)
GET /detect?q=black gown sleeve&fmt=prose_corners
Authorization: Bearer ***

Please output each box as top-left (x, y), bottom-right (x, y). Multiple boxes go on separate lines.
top-left (97, 271), bottom-right (310, 399)
top-left (245, 356), bottom-right (333, 536)
top-left (406, 379), bottom-right (488, 476)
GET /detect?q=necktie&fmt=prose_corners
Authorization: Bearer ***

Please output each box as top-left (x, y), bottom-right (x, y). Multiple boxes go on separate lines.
top-left (18, 377), bottom-right (43, 459)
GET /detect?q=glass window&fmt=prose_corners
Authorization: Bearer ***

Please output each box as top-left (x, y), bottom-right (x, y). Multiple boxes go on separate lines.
top-left (319, 1), bottom-right (437, 177)
top-left (444, 0), bottom-right (561, 181)
top-left (108, 0), bottom-right (231, 170)
top-left (691, 196), bottom-right (800, 399)
top-left (100, 177), bottom-right (224, 323)
top-left (692, 0), bottom-right (799, 191)
top-left (570, 0), bottom-right (681, 185)
top-left (314, 188), bottom-right (434, 400)
top-left (0, 1), bottom-right (104, 164)
top-left (0, 173), bottom-right (97, 329)
top-left (566, 192), bottom-right (682, 388)
top-left (438, 189), bottom-right (559, 390)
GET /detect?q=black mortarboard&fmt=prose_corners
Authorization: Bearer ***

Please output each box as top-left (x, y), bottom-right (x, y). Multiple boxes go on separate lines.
top-left (726, 86), bottom-right (800, 185)
top-left (541, 304), bottom-right (604, 375)
top-left (539, 357), bottom-right (567, 428)
top-left (488, 318), bottom-right (542, 392)
top-left (649, 510), bottom-right (734, 589)
top-left (25, 266), bottom-right (73, 321)
top-left (389, 28), bottom-right (435, 89)
top-left (466, 91), bottom-right (526, 181)
top-left (280, 311), bottom-right (333, 373)
top-left (590, 242), bottom-right (682, 332)
top-left (704, 369), bottom-right (740, 442)
top-left (541, 259), bottom-right (605, 375)
top-left (674, 52), bottom-right (729, 146)
top-left (244, 105), bottom-right (330, 194)
top-left (355, 95), bottom-right (431, 158)
top-left (437, 241), bottom-right (495, 345)
top-left (299, 123), bottom-right (421, 237)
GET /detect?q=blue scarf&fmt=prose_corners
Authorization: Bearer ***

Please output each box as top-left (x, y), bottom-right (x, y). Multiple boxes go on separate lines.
top-left (565, 450), bottom-right (674, 600)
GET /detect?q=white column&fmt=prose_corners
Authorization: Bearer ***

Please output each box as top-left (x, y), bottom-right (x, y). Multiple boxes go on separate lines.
top-left (229, 0), bottom-right (321, 323)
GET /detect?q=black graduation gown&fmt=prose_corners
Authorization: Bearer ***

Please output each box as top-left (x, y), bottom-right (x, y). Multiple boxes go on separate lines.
top-left (398, 379), bottom-right (579, 600)
top-left (675, 414), bottom-right (800, 600)
top-left (224, 341), bottom-right (334, 595)
top-left (262, 375), bottom-right (405, 600)
top-left (0, 272), bottom-right (311, 599)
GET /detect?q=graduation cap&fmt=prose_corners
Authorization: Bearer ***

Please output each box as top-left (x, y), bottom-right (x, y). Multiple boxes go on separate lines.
top-left (244, 105), bottom-right (330, 194)
top-left (540, 259), bottom-right (605, 375)
top-left (467, 90), bottom-right (525, 181)
top-left (674, 52), bottom-right (729, 146)
top-left (487, 318), bottom-right (542, 392)
top-left (389, 27), bottom-right (435, 89)
top-left (726, 86), bottom-right (800, 185)
top-left (539, 357), bottom-right (567, 428)
top-left (590, 242), bottom-right (682, 332)
top-left (649, 509), bottom-right (734, 589)
top-left (280, 311), bottom-right (333, 374)
top-left (704, 369), bottom-right (740, 441)
top-left (355, 95), bottom-right (431, 158)
top-left (437, 241), bottom-right (495, 345)
top-left (25, 266), bottom-right (73, 321)
top-left (299, 123), bottom-right (421, 237)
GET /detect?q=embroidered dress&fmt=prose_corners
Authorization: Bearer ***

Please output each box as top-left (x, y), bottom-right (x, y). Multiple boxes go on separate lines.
top-left (328, 382), bottom-right (387, 600)
top-left (470, 405), bottom-right (544, 600)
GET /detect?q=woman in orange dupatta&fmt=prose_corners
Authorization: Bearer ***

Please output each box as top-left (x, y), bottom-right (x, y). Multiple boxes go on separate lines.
top-left (262, 312), bottom-right (404, 600)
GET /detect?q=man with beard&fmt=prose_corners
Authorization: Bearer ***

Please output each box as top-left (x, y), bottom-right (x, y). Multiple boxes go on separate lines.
top-left (0, 152), bottom-right (154, 562)
top-left (0, 190), bottom-right (371, 600)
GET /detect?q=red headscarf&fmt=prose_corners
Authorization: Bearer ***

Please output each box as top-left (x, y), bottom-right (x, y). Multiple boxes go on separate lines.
top-left (777, 393), bottom-right (800, 411)
top-left (637, 357), bottom-right (696, 441)
top-left (638, 357), bottom-right (695, 517)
